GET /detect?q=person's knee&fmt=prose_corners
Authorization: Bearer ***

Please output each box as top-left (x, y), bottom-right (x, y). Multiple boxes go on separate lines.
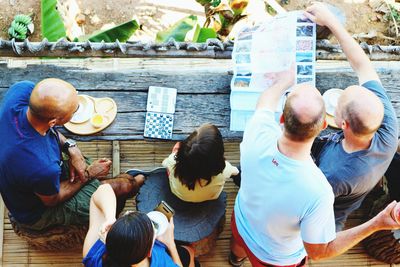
top-left (230, 235), bottom-right (247, 257)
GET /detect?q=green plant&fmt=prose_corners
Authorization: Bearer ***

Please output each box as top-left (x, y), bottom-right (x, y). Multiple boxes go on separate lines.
top-left (156, 15), bottom-right (198, 42)
top-left (200, 0), bottom-right (249, 40)
top-left (385, 5), bottom-right (400, 37)
top-left (156, 0), bottom-right (248, 43)
top-left (41, 0), bottom-right (66, 41)
top-left (40, 0), bottom-right (139, 42)
top-left (8, 14), bottom-right (34, 41)
top-left (75, 20), bottom-right (139, 42)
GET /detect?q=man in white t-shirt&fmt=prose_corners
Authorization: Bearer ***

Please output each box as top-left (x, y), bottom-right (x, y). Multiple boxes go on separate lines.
top-left (230, 4), bottom-right (400, 266)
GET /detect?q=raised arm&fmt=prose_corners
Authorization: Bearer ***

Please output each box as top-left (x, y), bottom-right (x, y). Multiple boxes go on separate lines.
top-left (305, 3), bottom-right (379, 84)
top-left (256, 66), bottom-right (295, 111)
top-left (83, 184), bottom-right (117, 258)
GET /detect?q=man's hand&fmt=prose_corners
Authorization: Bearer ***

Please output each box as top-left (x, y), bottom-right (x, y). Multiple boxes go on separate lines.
top-left (266, 64), bottom-right (295, 90)
top-left (304, 2), bottom-right (340, 28)
top-left (305, 2), bottom-right (378, 84)
top-left (86, 158), bottom-right (112, 179)
top-left (256, 64), bottom-right (295, 111)
top-left (68, 147), bottom-right (87, 183)
top-left (372, 201), bottom-right (400, 231)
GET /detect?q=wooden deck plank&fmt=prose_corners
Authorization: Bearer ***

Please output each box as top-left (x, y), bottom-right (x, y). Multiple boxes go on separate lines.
top-left (1, 141), bottom-right (394, 266)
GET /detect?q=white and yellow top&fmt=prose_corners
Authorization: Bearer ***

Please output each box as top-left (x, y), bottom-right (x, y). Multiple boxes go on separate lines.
top-left (162, 153), bottom-right (239, 203)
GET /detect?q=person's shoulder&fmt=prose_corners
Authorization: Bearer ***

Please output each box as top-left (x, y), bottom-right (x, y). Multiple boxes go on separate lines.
top-left (12, 81), bottom-right (35, 89)
top-left (242, 109), bottom-right (281, 148)
top-left (222, 161), bottom-right (239, 177)
top-left (151, 241), bottom-right (179, 267)
top-left (3, 81), bottom-right (35, 108)
top-left (82, 239), bottom-right (106, 267)
top-left (8, 81), bottom-right (35, 95)
top-left (306, 164), bottom-right (334, 195)
top-left (361, 80), bottom-right (385, 93)
top-left (162, 152), bottom-right (176, 168)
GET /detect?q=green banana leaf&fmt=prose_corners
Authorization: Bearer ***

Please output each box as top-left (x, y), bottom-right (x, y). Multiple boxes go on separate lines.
top-left (192, 25), bottom-right (217, 43)
top-left (156, 15), bottom-right (197, 42)
top-left (41, 0), bottom-right (66, 41)
top-left (75, 20), bottom-right (139, 42)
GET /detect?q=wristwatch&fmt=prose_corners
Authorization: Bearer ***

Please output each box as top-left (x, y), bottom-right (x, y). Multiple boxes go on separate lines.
top-left (62, 138), bottom-right (77, 154)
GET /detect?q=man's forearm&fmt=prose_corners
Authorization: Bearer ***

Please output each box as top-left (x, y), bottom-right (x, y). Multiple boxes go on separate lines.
top-left (314, 219), bottom-right (378, 260)
top-left (256, 82), bottom-right (290, 111)
top-left (54, 180), bottom-right (86, 205)
top-left (326, 18), bottom-right (378, 83)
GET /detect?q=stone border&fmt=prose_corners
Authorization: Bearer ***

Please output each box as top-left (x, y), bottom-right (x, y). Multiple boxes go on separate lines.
top-left (1, 38), bottom-right (400, 60)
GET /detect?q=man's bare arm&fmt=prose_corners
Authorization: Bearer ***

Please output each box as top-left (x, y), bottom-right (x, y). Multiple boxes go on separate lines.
top-left (304, 201), bottom-right (400, 261)
top-left (35, 180), bottom-right (85, 207)
top-left (256, 67), bottom-right (295, 111)
top-left (57, 131), bottom-right (87, 182)
top-left (305, 3), bottom-right (379, 84)
top-left (35, 159), bottom-right (111, 207)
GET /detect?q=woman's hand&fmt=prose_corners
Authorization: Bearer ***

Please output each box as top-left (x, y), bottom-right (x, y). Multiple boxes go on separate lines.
top-left (157, 217), bottom-right (176, 249)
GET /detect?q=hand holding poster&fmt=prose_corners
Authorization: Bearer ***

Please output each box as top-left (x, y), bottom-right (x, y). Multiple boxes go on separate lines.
top-left (230, 11), bottom-right (316, 131)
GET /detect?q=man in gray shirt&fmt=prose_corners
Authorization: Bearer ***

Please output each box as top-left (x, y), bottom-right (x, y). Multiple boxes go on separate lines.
top-left (311, 5), bottom-right (399, 231)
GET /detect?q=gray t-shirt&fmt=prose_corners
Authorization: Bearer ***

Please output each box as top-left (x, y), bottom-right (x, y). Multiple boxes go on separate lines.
top-left (314, 80), bottom-right (399, 231)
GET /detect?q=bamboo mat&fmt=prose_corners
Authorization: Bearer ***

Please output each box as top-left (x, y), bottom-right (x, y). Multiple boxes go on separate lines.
top-left (0, 141), bottom-right (395, 267)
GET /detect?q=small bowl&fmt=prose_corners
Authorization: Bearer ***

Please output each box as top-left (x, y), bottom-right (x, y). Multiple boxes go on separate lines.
top-left (70, 95), bottom-right (94, 124)
top-left (90, 113), bottom-right (106, 128)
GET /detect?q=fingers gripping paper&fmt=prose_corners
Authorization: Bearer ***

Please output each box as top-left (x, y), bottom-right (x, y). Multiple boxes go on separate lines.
top-left (230, 11), bottom-right (316, 131)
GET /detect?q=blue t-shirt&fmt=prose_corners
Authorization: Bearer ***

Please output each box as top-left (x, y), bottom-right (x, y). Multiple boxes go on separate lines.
top-left (315, 80), bottom-right (399, 230)
top-left (0, 81), bottom-right (61, 224)
top-left (235, 109), bottom-right (336, 265)
top-left (82, 239), bottom-right (179, 267)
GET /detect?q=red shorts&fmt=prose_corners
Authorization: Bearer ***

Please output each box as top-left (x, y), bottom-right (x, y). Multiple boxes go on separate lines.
top-left (231, 211), bottom-right (307, 267)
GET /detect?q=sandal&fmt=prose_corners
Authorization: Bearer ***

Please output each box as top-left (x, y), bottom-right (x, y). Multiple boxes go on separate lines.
top-left (125, 167), bottom-right (166, 178)
top-left (229, 251), bottom-right (246, 267)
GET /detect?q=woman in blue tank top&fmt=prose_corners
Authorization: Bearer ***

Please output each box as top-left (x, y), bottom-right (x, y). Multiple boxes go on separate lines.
top-left (82, 184), bottom-right (198, 267)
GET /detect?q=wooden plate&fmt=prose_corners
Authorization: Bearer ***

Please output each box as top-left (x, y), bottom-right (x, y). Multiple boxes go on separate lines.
top-left (64, 95), bottom-right (117, 135)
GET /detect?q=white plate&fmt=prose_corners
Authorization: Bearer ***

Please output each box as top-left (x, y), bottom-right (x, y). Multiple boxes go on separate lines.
top-left (323, 89), bottom-right (343, 116)
top-left (70, 95), bottom-right (94, 124)
top-left (147, 211), bottom-right (169, 237)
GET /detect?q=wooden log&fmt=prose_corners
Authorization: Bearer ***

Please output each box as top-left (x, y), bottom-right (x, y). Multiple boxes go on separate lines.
top-left (0, 58), bottom-right (399, 142)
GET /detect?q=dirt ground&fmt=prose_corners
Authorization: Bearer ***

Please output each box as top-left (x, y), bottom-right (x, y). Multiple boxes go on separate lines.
top-left (0, 0), bottom-right (391, 44)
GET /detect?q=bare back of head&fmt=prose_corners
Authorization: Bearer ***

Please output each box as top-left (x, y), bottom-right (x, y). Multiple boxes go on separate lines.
top-left (29, 78), bottom-right (78, 124)
top-left (336, 85), bottom-right (383, 137)
top-left (283, 83), bottom-right (326, 142)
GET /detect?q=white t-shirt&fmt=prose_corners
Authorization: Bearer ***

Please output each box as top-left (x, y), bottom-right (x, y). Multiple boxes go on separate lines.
top-left (234, 109), bottom-right (336, 265)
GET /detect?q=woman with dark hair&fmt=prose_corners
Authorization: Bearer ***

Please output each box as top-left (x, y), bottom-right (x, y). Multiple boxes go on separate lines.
top-left (162, 123), bottom-right (239, 202)
top-left (82, 184), bottom-right (196, 267)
